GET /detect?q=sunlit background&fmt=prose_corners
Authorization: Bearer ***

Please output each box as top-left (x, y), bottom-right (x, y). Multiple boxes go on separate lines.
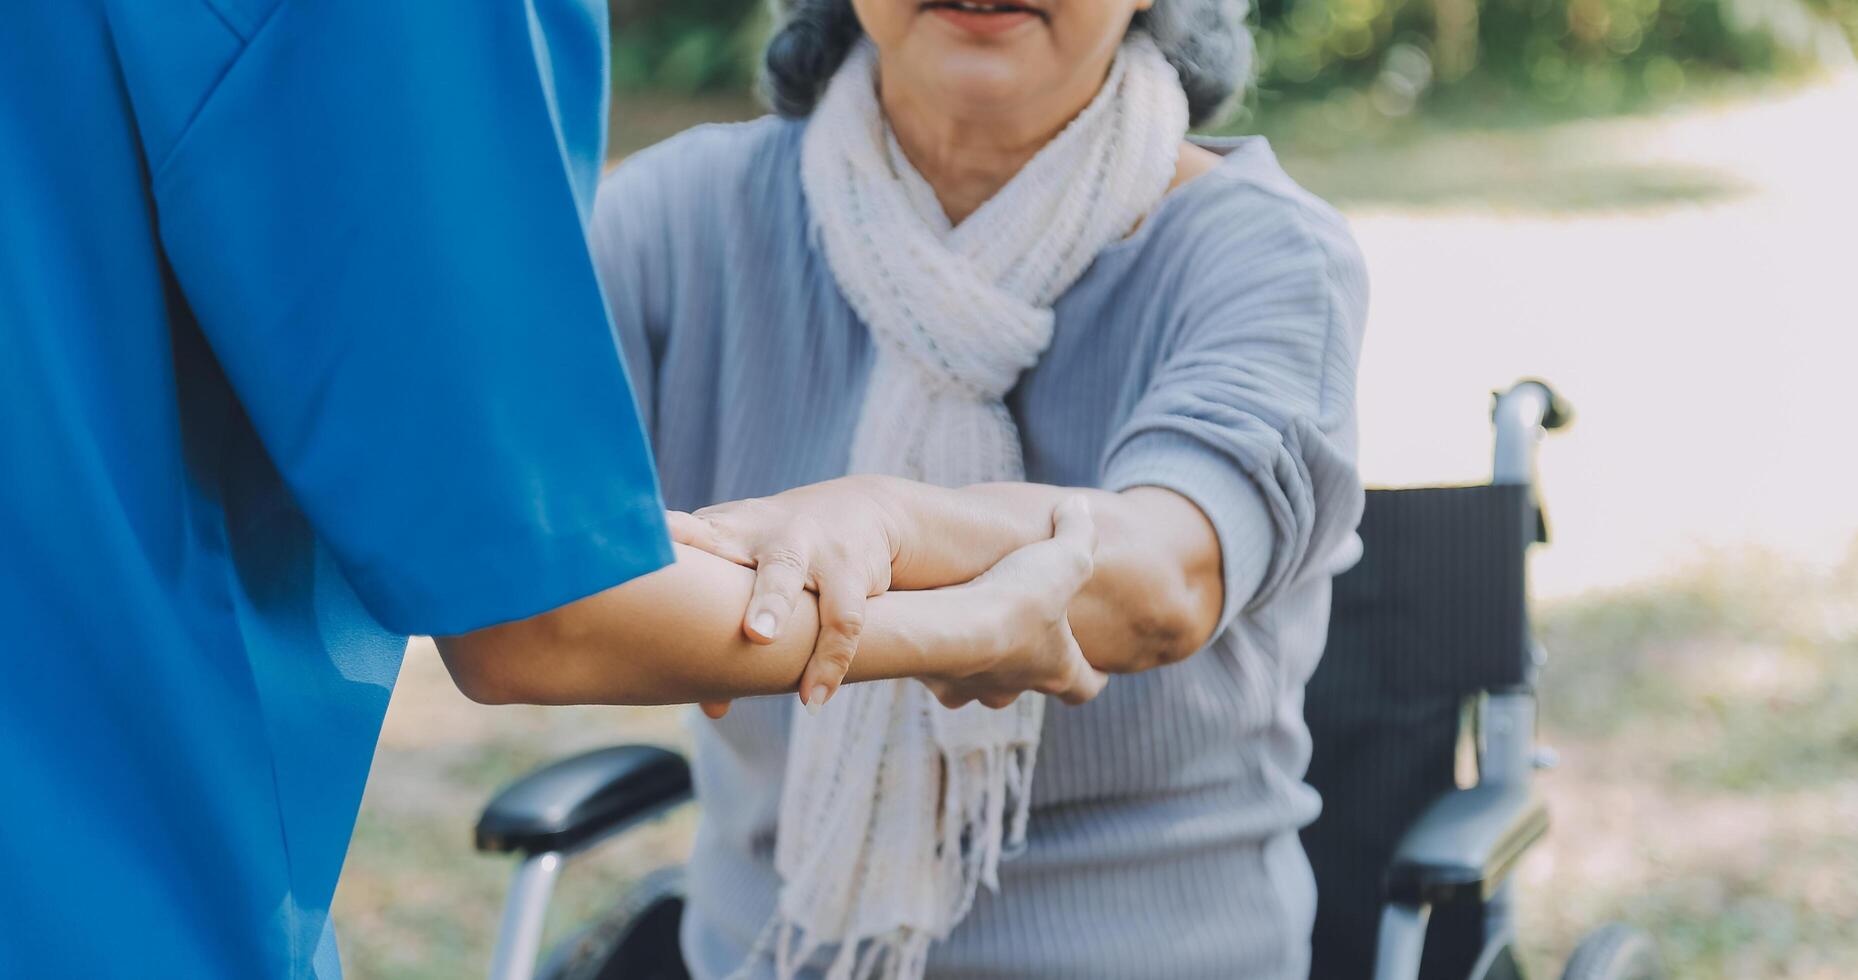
top-left (334, 1), bottom-right (1858, 976)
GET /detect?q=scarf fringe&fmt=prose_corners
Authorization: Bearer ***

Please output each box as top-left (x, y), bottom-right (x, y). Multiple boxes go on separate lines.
top-left (750, 737), bottom-right (1040, 980)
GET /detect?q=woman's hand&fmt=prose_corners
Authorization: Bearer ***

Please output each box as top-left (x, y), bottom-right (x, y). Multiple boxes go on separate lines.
top-left (919, 496), bottom-right (1107, 709)
top-left (668, 476), bottom-right (906, 714)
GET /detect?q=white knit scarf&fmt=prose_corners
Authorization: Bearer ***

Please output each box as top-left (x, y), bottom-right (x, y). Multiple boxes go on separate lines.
top-left (758, 36), bottom-right (1188, 980)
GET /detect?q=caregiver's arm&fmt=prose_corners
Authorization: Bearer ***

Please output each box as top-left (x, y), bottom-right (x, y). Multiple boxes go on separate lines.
top-left (437, 499), bottom-right (1106, 708)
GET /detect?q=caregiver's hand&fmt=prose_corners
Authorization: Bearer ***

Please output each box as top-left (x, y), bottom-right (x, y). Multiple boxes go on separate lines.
top-left (668, 476), bottom-right (905, 715)
top-left (920, 496), bottom-right (1108, 709)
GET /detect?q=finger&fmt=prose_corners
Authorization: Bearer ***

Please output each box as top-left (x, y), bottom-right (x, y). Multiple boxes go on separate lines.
top-left (1053, 627), bottom-right (1108, 706)
top-left (699, 700), bottom-right (733, 719)
top-left (665, 511), bottom-right (711, 547)
top-left (921, 678), bottom-right (975, 711)
top-left (743, 542), bottom-right (812, 644)
top-left (1061, 667), bottom-right (1110, 706)
top-left (979, 692), bottom-right (1020, 710)
top-left (937, 690), bottom-right (975, 711)
top-left (669, 510), bottom-right (754, 565)
top-left (799, 572), bottom-right (867, 713)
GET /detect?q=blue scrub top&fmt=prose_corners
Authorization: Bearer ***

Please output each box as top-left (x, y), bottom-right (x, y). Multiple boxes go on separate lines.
top-left (0, 3), bottom-right (672, 977)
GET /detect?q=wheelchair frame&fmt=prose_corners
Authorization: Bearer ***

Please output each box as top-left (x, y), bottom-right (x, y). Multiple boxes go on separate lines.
top-left (1368, 381), bottom-right (1562, 980)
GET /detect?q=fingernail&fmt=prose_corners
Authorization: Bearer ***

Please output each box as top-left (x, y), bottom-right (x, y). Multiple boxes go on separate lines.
top-left (752, 611), bottom-right (778, 638)
top-left (804, 686), bottom-right (826, 717)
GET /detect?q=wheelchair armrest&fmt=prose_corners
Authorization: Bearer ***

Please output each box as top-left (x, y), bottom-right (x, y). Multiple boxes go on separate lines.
top-left (475, 745), bottom-right (692, 857)
top-left (1383, 782), bottom-right (1548, 906)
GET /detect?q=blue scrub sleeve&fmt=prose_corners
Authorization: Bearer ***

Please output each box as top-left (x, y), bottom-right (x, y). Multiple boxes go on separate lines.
top-left (150, 0), bottom-right (672, 636)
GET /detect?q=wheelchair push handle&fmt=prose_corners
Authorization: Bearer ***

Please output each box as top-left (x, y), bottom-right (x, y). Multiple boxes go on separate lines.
top-left (1491, 379), bottom-right (1572, 487)
top-left (1493, 379), bottom-right (1574, 431)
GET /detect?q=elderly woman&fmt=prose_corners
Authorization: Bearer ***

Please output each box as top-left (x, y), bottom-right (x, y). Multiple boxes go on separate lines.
top-left (590, 0), bottom-right (1368, 976)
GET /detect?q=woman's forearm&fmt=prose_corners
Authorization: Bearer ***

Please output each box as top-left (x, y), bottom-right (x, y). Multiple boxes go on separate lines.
top-left (435, 544), bottom-right (993, 705)
top-left (883, 478), bottom-right (1225, 672)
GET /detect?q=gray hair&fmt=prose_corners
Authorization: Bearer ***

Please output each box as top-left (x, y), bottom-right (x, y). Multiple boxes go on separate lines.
top-left (761, 0), bottom-right (1254, 127)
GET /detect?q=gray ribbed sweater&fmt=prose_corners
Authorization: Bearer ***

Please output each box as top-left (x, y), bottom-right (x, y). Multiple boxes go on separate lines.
top-left (590, 117), bottom-right (1368, 980)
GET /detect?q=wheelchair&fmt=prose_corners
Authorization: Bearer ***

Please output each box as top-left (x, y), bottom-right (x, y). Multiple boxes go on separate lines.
top-left (470, 380), bottom-right (1664, 980)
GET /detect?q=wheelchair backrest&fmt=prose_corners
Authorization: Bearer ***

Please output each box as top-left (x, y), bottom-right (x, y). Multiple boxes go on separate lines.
top-left (1301, 483), bottom-right (1536, 979)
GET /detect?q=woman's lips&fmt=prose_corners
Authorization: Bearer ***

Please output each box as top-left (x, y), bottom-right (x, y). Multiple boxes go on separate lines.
top-left (924, 2), bottom-right (1040, 36)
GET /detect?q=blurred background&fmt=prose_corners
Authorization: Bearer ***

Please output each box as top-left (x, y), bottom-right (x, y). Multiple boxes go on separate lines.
top-left (334, 0), bottom-right (1858, 976)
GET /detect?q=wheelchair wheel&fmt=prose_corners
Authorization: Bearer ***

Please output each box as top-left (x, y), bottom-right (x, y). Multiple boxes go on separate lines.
top-left (538, 865), bottom-right (690, 980)
top-left (1559, 923), bottom-right (1663, 980)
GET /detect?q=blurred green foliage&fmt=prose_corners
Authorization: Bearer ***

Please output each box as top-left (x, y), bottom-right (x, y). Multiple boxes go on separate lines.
top-left (1254, 0), bottom-right (1854, 115)
top-left (607, 0), bottom-right (770, 93)
top-left (608, 0), bottom-right (1853, 116)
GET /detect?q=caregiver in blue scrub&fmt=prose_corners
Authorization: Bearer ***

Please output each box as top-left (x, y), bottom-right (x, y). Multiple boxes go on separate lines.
top-left (0, 4), bottom-right (1103, 977)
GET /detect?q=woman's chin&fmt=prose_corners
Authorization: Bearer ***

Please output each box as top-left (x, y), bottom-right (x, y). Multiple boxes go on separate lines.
top-left (910, 54), bottom-right (1041, 114)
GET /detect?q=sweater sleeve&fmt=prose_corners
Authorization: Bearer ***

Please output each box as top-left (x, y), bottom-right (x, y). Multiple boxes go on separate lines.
top-left (591, 120), bottom-right (789, 445)
top-left (1101, 178), bottom-right (1369, 632)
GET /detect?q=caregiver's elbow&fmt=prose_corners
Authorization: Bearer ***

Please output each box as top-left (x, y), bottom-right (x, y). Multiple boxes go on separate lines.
top-left (441, 650), bottom-right (524, 706)
top-left (436, 607), bottom-right (644, 706)
top-left (435, 629), bottom-right (542, 705)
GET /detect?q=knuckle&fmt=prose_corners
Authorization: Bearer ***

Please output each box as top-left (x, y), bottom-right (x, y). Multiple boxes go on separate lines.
top-left (691, 510), bottom-right (738, 537)
top-left (1070, 549), bottom-right (1095, 581)
top-left (1036, 663), bottom-right (1076, 697)
top-left (1034, 600), bottom-right (1068, 633)
top-left (815, 532), bottom-right (849, 563)
top-left (1007, 591), bottom-right (1054, 632)
top-left (827, 604), bottom-right (867, 637)
top-left (817, 645), bottom-right (855, 672)
top-left (759, 545), bottom-right (809, 573)
top-left (827, 549), bottom-right (886, 591)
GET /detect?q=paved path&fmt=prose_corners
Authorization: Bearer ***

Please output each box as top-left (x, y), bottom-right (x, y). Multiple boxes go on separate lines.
top-left (1334, 74), bottom-right (1858, 596)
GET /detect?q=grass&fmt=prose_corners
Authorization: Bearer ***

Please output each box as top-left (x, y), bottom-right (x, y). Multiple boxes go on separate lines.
top-left (1517, 547), bottom-right (1858, 978)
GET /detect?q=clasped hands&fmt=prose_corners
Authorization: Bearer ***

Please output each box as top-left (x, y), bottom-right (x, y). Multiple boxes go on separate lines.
top-left (668, 476), bottom-right (1109, 718)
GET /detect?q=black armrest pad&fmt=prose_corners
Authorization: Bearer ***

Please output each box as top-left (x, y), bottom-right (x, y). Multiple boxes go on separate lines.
top-left (475, 745), bottom-right (692, 857)
top-left (1384, 782), bottom-right (1548, 905)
